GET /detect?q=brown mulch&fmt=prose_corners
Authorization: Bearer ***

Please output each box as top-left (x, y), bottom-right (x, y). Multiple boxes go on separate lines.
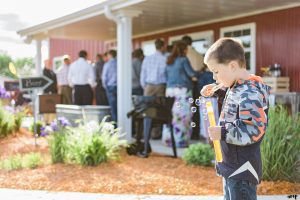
top-left (0, 129), bottom-right (299, 195)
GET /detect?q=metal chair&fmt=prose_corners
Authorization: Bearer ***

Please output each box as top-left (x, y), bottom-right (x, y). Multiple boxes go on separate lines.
top-left (127, 96), bottom-right (177, 158)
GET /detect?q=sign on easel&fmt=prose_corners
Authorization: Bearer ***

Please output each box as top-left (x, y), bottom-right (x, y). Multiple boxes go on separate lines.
top-left (19, 76), bottom-right (53, 91)
top-left (19, 76), bottom-right (53, 146)
top-left (4, 81), bottom-right (19, 91)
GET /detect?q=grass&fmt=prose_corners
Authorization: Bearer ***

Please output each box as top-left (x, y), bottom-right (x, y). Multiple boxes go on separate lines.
top-left (0, 153), bottom-right (42, 171)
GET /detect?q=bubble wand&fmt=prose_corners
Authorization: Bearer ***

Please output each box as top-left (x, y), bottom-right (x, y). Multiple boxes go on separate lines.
top-left (205, 99), bottom-right (223, 162)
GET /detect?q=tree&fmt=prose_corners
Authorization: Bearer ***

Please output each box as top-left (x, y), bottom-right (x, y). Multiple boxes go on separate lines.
top-left (14, 57), bottom-right (34, 69)
top-left (14, 57), bottom-right (35, 76)
top-left (0, 54), bottom-right (14, 78)
top-left (0, 54), bottom-right (35, 78)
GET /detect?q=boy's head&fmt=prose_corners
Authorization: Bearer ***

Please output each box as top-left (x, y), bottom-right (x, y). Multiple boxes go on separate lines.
top-left (204, 37), bottom-right (246, 87)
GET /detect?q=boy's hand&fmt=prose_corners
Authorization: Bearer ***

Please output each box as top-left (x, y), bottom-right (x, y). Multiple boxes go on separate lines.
top-left (200, 83), bottom-right (217, 97)
top-left (208, 126), bottom-right (222, 140)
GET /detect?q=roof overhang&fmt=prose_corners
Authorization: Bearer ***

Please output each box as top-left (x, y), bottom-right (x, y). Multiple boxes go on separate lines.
top-left (17, 0), bottom-right (300, 42)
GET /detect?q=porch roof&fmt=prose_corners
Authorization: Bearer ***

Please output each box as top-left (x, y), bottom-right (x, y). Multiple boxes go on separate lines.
top-left (18, 0), bottom-right (300, 41)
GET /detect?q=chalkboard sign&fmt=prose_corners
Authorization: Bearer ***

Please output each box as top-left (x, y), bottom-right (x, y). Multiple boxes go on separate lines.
top-left (19, 76), bottom-right (52, 91)
top-left (4, 81), bottom-right (19, 91)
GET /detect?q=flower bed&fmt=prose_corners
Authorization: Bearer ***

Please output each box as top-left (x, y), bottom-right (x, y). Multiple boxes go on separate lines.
top-left (0, 128), bottom-right (299, 195)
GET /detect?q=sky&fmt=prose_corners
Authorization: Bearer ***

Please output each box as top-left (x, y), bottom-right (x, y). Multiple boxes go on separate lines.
top-left (0, 0), bottom-right (105, 59)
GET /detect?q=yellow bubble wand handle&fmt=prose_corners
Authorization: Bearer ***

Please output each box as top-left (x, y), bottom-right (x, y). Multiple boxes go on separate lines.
top-left (206, 100), bottom-right (223, 163)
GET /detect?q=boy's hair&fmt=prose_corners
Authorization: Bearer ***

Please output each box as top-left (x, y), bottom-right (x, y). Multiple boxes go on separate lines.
top-left (204, 37), bottom-right (246, 68)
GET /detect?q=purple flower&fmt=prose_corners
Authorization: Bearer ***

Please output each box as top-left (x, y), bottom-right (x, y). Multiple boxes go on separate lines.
top-left (50, 121), bottom-right (59, 131)
top-left (39, 126), bottom-right (48, 137)
top-left (0, 86), bottom-right (10, 99)
top-left (40, 131), bottom-right (48, 137)
top-left (58, 117), bottom-right (71, 127)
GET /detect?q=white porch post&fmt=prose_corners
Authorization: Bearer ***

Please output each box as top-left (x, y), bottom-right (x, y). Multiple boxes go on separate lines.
top-left (35, 40), bottom-right (42, 75)
top-left (104, 7), bottom-right (141, 141)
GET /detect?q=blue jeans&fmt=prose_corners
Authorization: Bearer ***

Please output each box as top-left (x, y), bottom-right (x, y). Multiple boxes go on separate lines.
top-left (223, 178), bottom-right (257, 200)
top-left (106, 86), bottom-right (117, 123)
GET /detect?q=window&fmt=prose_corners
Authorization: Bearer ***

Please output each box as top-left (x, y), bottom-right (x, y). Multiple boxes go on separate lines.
top-left (220, 23), bottom-right (256, 74)
top-left (52, 56), bottom-right (64, 73)
top-left (168, 30), bottom-right (214, 56)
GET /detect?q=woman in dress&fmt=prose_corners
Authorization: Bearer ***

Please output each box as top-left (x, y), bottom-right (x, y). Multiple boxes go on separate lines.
top-left (162, 41), bottom-right (197, 147)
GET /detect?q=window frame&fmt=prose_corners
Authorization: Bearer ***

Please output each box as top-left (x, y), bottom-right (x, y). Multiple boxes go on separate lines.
top-left (220, 22), bottom-right (256, 74)
top-left (168, 30), bottom-right (214, 55)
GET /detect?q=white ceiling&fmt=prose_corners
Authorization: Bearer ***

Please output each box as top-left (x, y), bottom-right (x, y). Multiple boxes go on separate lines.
top-left (26, 0), bottom-right (300, 40)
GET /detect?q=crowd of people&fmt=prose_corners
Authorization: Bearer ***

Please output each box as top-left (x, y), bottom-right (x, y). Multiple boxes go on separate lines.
top-left (42, 35), bottom-right (215, 147)
top-left (139, 36), bottom-right (215, 147)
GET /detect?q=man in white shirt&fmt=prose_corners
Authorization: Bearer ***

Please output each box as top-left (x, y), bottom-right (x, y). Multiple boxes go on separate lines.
top-left (56, 55), bottom-right (72, 104)
top-left (68, 50), bottom-right (96, 105)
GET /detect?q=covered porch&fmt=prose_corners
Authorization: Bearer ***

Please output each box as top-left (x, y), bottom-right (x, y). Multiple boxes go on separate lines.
top-left (17, 0), bottom-right (300, 140)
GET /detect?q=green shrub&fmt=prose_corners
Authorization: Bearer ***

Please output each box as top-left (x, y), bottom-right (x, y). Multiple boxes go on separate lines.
top-left (183, 143), bottom-right (214, 166)
top-left (22, 153), bottom-right (42, 169)
top-left (48, 119), bottom-right (127, 166)
top-left (29, 121), bottom-right (44, 136)
top-left (0, 105), bottom-right (25, 138)
top-left (261, 105), bottom-right (300, 182)
top-left (0, 109), bottom-right (12, 138)
top-left (67, 132), bottom-right (108, 166)
top-left (0, 154), bottom-right (23, 170)
top-left (48, 131), bottom-right (67, 164)
top-left (0, 153), bottom-right (42, 171)
top-left (14, 111), bottom-right (24, 132)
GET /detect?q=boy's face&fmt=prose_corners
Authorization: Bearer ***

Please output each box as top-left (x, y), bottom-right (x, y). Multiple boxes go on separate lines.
top-left (206, 59), bottom-right (237, 87)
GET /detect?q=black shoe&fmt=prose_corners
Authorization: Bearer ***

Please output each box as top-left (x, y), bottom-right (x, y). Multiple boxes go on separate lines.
top-left (137, 151), bottom-right (148, 158)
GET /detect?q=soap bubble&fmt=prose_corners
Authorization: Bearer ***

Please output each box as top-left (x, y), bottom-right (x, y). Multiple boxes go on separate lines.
top-left (195, 99), bottom-right (201, 106)
top-left (200, 97), bottom-right (206, 104)
top-left (190, 122), bottom-right (196, 127)
top-left (188, 98), bottom-right (194, 104)
top-left (175, 101), bottom-right (181, 108)
top-left (191, 106), bottom-right (197, 113)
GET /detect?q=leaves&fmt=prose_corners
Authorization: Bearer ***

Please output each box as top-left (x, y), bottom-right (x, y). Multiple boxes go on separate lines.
top-left (48, 120), bottom-right (127, 166)
top-left (182, 143), bottom-right (214, 166)
top-left (261, 105), bottom-right (300, 182)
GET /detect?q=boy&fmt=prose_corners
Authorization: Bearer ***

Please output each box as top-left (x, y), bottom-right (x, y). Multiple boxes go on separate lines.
top-left (201, 38), bottom-right (270, 200)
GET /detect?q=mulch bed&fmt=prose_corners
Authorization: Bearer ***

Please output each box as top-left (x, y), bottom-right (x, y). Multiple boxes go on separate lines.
top-left (0, 129), bottom-right (299, 195)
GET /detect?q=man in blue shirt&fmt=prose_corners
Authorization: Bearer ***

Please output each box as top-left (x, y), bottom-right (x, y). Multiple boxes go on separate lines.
top-left (140, 39), bottom-right (167, 96)
top-left (140, 39), bottom-right (167, 139)
top-left (102, 50), bottom-right (117, 123)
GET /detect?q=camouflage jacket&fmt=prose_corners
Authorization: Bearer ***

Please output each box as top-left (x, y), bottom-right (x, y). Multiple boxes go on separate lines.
top-left (216, 75), bottom-right (271, 185)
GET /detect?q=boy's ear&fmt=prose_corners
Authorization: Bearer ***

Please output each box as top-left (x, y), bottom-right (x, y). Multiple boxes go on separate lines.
top-left (228, 60), bottom-right (239, 71)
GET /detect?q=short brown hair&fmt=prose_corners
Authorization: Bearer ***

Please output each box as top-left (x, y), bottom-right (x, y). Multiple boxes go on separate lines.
top-left (79, 50), bottom-right (87, 58)
top-left (204, 38), bottom-right (246, 68)
top-left (108, 49), bottom-right (117, 58)
top-left (182, 35), bottom-right (192, 45)
top-left (155, 38), bottom-right (164, 50)
top-left (133, 48), bottom-right (144, 59)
